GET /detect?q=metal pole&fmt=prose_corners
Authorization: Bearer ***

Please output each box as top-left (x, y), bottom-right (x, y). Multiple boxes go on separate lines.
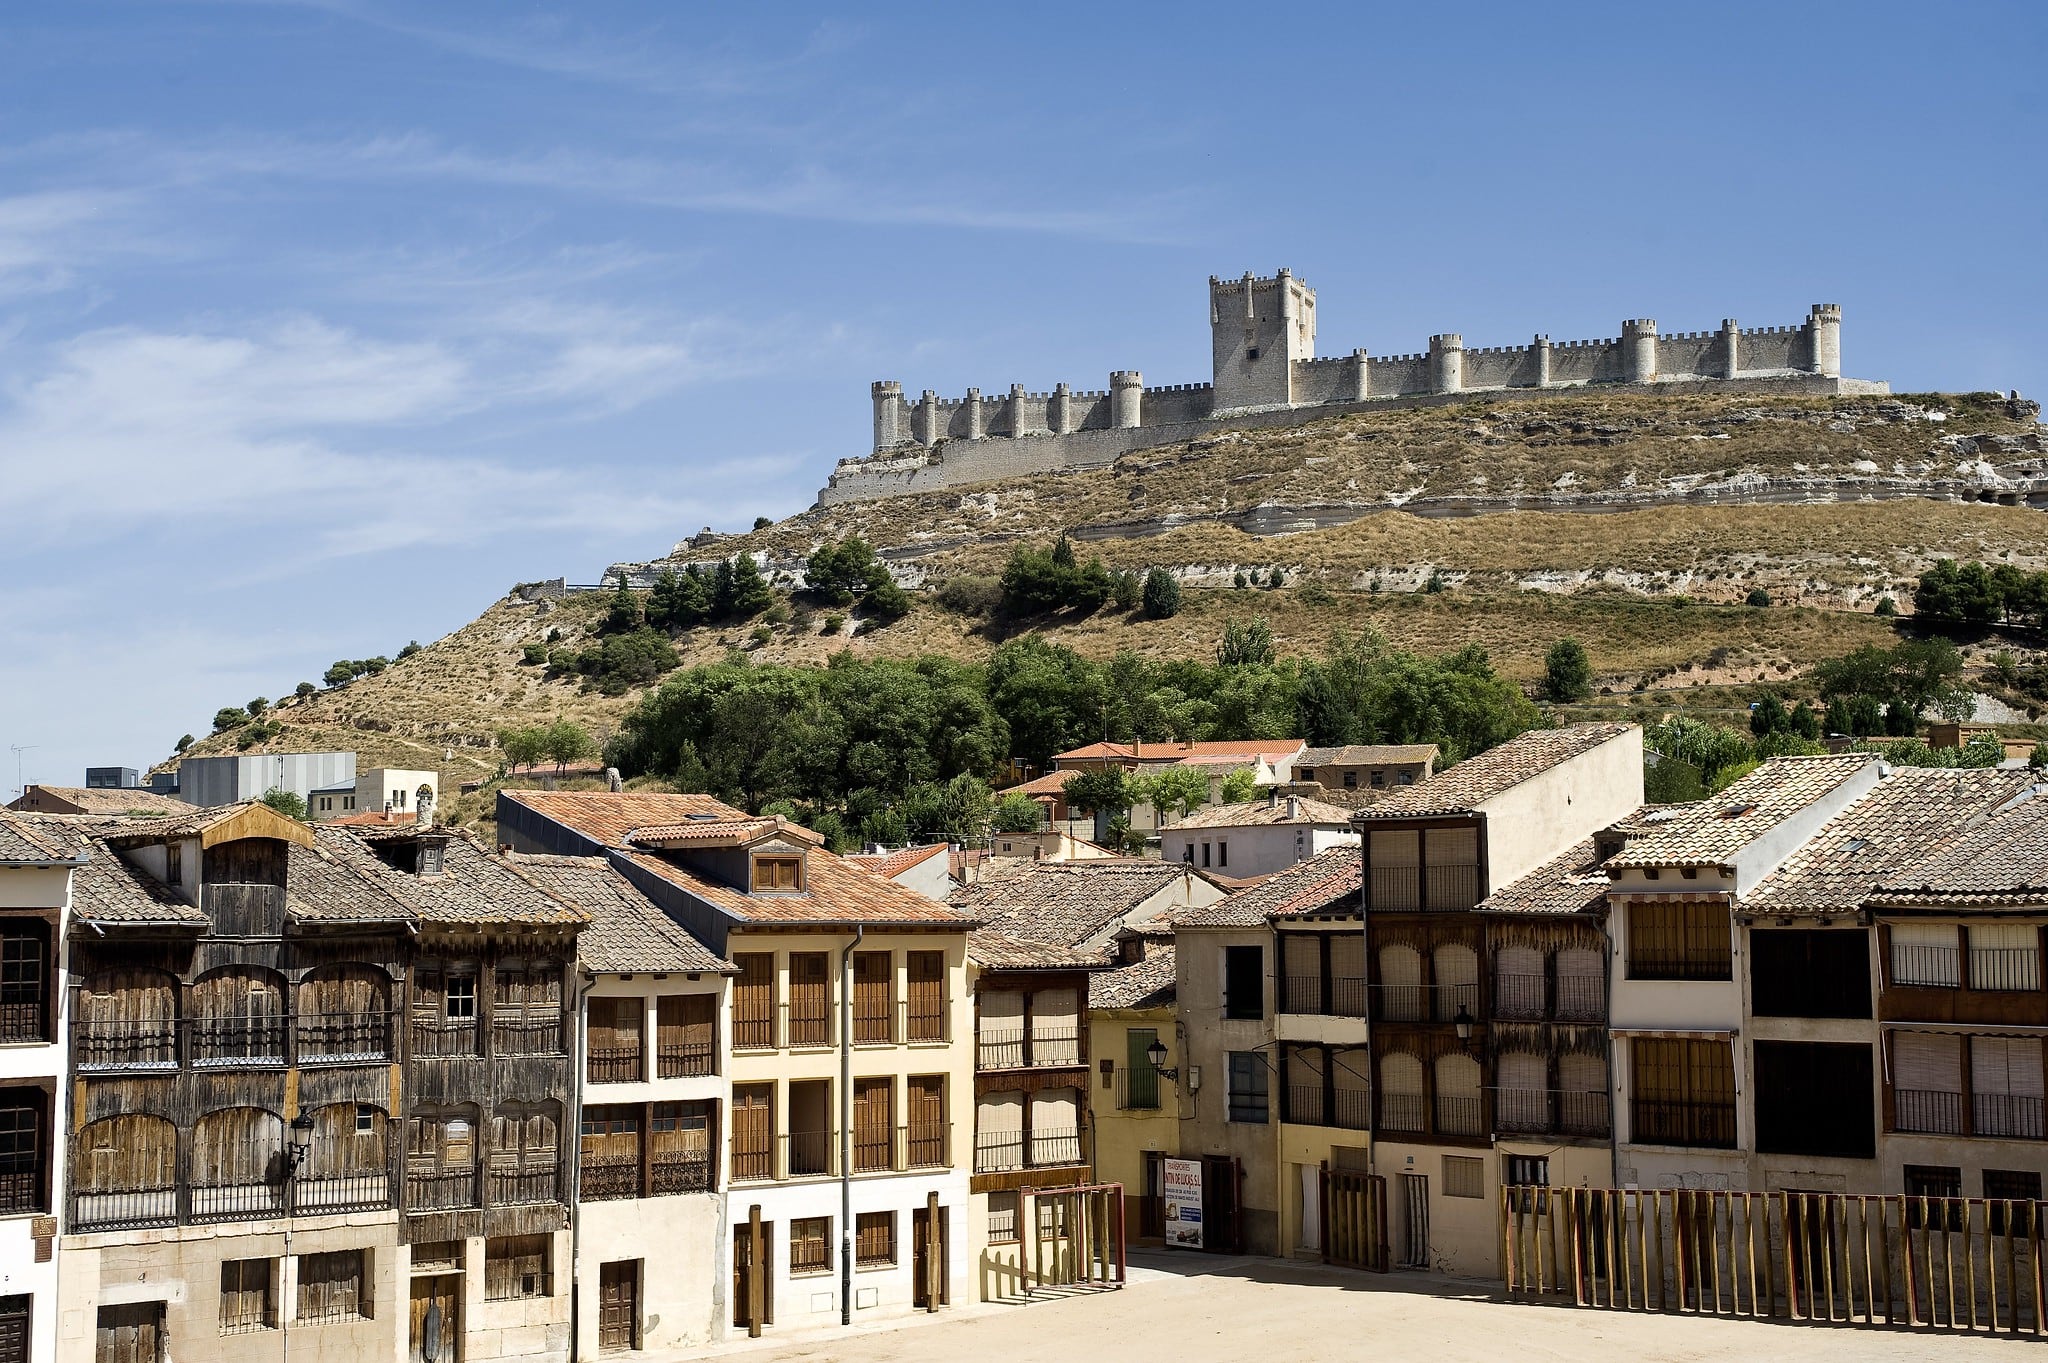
top-left (840, 925), bottom-right (863, 1326)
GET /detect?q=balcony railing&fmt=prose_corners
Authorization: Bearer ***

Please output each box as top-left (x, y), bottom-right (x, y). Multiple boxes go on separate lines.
top-left (1367, 864), bottom-right (1480, 912)
top-left (580, 1157), bottom-right (640, 1201)
top-left (903, 998), bottom-right (947, 1044)
top-left (975, 1026), bottom-right (1081, 1070)
top-left (70, 1186), bottom-right (176, 1231)
top-left (296, 1012), bottom-right (389, 1063)
top-left (1969, 948), bottom-right (2043, 993)
top-left (1284, 1084), bottom-right (1370, 1131)
top-left (1379, 1093), bottom-right (1425, 1133)
top-left (974, 1132), bottom-right (1024, 1173)
top-left (492, 1017), bottom-right (564, 1056)
top-left (853, 1126), bottom-right (893, 1173)
top-left (1974, 1092), bottom-right (2046, 1140)
top-left (486, 1167), bottom-right (560, 1205)
top-left (972, 1126), bottom-right (1083, 1173)
top-left (1435, 1095), bottom-right (1484, 1137)
top-left (1631, 1098), bottom-right (1737, 1149)
top-left (411, 1018), bottom-right (479, 1058)
top-left (190, 1015), bottom-right (287, 1066)
top-left (1495, 1088), bottom-right (1610, 1138)
top-left (1890, 945), bottom-right (1960, 989)
top-left (1895, 1088), bottom-right (1963, 1135)
top-left (902, 1123), bottom-right (948, 1170)
top-left (73, 1018), bottom-right (176, 1070)
top-left (586, 1046), bottom-right (643, 1084)
top-left (785, 1129), bottom-right (834, 1178)
top-left (1281, 976), bottom-right (1367, 1018)
top-left (1029, 1127), bottom-right (1082, 1167)
top-left (295, 1171), bottom-right (391, 1213)
top-left (1494, 973), bottom-right (1545, 1021)
top-left (406, 1169), bottom-right (478, 1210)
top-left (732, 1010), bottom-right (776, 1051)
top-left (1555, 974), bottom-right (1604, 1022)
top-left (0, 1168), bottom-right (40, 1216)
top-left (190, 1179), bottom-right (287, 1222)
top-left (730, 1141), bottom-right (774, 1183)
top-left (852, 1000), bottom-right (892, 1045)
top-left (657, 1039), bottom-right (714, 1078)
top-left (0, 1001), bottom-right (44, 1044)
top-left (651, 1152), bottom-right (713, 1194)
top-left (786, 1005), bottom-right (831, 1049)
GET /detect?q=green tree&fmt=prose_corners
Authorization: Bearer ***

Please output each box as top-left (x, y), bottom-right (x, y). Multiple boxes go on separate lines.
top-left (1061, 768), bottom-right (1132, 819)
top-left (604, 572), bottom-right (643, 634)
top-left (1218, 767), bottom-right (1260, 803)
top-left (259, 787), bottom-right (308, 820)
top-left (1874, 595), bottom-right (1897, 617)
top-left (361, 656), bottom-right (391, 676)
top-left (174, 734), bottom-right (194, 753)
top-left (246, 697), bottom-right (268, 715)
top-left (1744, 588), bottom-right (1773, 608)
top-left (1111, 570), bottom-right (1141, 611)
top-left (498, 725), bottom-right (549, 770)
top-left (1145, 766), bottom-right (1212, 824)
top-left (212, 706), bottom-right (249, 732)
top-left (294, 681), bottom-right (316, 698)
top-left (1216, 618), bottom-right (1276, 668)
top-left (806, 535), bottom-right (880, 606)
top-left (1644, 755), bottom-right (1705, 803)
top-left (544, 719), bottom-right (597, 772)
top-left (1142, 568), bottom-right (1181, 619)
top-left (999, 544), bottom-right (1070, 616)
top-left (753, 515), bottom-right (773, 530)
top-left (323, 660), bottom-right (355, 687)
top-left (1542, 639), bottom-right (1593, 703)
top-left (397, 640), bottom-right (423, 659)
top-left (647, 566), bottom-right (710, 632)
top-left (992, 793), bottom-right (1044, 832)
top-left (1750, 694), bottom-right (1789, 737)
top-left (726, 554), bottom-right (775, 618)
top-left (2031, 742), bottom-right (2048, 772)
top-left (522, 643), bottom-right (548, 666)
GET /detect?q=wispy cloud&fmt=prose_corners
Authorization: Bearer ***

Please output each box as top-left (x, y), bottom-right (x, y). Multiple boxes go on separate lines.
top-left (0, 189), bottom-right (147, 297)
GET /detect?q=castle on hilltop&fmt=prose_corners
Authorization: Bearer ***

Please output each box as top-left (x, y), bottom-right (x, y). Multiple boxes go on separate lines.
top-left (817, 270), bottom-right (1888, 506)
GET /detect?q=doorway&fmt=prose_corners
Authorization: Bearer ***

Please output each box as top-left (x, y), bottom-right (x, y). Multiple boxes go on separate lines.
top-left (1201, 1155), bottom-right (1243, 1254)
top-left (732, 1219), bottom-right (774, 1334)
top-left (598, 1261), bottom-right (640, 1353)
top-left (912, 1203), bottom-right (950, 1309)
top-left (409, 1276), bottom-right (461, 1363)
top-left (1400, 1172), bottom-right (1430, 1269)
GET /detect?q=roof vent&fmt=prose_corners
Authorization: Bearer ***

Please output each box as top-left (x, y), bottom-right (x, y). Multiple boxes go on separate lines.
top-left (1841, 837), bottom-right (1869, 853)
top-left (684, 812), bottom-right (720, 822)
top-left (1720, 802), bottom-right (1757, 819)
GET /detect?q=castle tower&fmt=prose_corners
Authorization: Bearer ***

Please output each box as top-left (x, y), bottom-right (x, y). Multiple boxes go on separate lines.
top-left (1429, 333), bottom-right (1464, 394)
top-left (1808, 304), bottom-right (1841, 378)
top-left (1622, 318), bottom-right (1658, 383)
top-left (1210, 269), bottom-right (1317, 411)
top-left (1721, 319), bottom-right (1740, 379)
top-left (1111, 370), bottom-right (1144, 429)
top-left (916, 389), bottom-right (939, 448)
top-left (1052, 383), bottom-right (1074, 434)
top-left (964, 387), bottom-right (983, 440)
top-left (871, 381), bottom-right (903, 451)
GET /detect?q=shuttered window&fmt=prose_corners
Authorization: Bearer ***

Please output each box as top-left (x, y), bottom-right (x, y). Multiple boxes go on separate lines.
top-left (1367, 830), bottom-right (1419, 910)
top-left (789, 1217), bottom-right (831, 1274)
top-left (296, 1250), bottom-right (366, 1324)
top-left (1968, 924), bottom-right (2040, 993)
top-left (1630, 1038), bottom-right (1736, 1148)
top-left (1379, 1053), bottom-right (1424, 1133)
top-left (1378, 944), bottom-right (1422, 1022)
top-left (1627, 902), bottom-right (1731, 980)
top-left (96, 1304), bottom-right (164, 1363)
top-left (1494, 946), bottom-right (1544, 1020)
top-left (1972, 1036), bottom-right (2046, 1139)
top-left (1281, 934), bottom-right (1324, 1014)
top-left (905, 951), bottom-right (946, 1042)
top-left (1432, 944), bottom-right (1478, 1022)
top-left (1558, 1052), bottom-right (1609, 1136)
top-left (732, 954), bottom-right (776, 1049)
top-left (1891, 1032), bottom-right (1963, 1134)
top-left (852, 952), bottom-right (892, 1044)
top-left (586, 997), bottom-right (643, 1084)
top-left (855, 1211), bottom-right (895, 1267)
top-left (656, 995), bottom-right (715, 1077)
top-left (219, 1260), bottom-right (274, 1334)
top-left (789, 954), bottom-right (830, 1047)
top-left (1435, 1053), bottom-right (1483, 1136)
top-left (1124, 1028), bottom-right (1160, 1111)
top-left (1329, 933), bottom-right (1366, 1017)
top-left (1495, 1051), bottom-right (1549, 1133)
top-left (730, 1085), bottom-right (773, 1182)
top-left (1555, 948), bottom-right (1605, 1022)
top-left (1424, 826), bottom-right (1480, 910)
top-left (484, 1236), bottom-right (551, 1301)
top-left (905, 1076), bottom-right (947, 1169)
top-left (1443, 1155), bottom-right (1484, 1199)
top-left (852, 1078), bottom-right (893, 1172)
top-left (1890, 923), bottom-right (1959, 987)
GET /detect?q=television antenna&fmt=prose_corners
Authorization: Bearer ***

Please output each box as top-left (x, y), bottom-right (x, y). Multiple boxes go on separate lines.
top-left (8, 745), bottom-right (38, 802)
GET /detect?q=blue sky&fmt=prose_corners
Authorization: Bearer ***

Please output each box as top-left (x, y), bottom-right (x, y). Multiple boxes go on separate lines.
top-left (2, 0), bottom-right (2044, 793)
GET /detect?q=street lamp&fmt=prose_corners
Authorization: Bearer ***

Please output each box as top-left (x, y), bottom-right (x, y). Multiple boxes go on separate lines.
top-left (284, 1110), bottom-right (316, 1176)
top-left (1452, 1004), bottom-right (1475, 1051)
top-left (1145, 1038), bottom-right (1180, 1084)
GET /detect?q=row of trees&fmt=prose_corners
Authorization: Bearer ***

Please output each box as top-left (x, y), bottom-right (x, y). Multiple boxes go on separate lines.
top-left (497, 720), bottom-right (599, 772)
top-left (602, 627), bottom-right (1541, 847)
top-left (1914, 558), bottom-right (2048, 628)
top-left (609, 557), bottom-right (776, 636)
top-left (997, 535), bottom-right (1182, 619)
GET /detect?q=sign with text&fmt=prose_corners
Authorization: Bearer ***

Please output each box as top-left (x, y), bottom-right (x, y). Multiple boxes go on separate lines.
top-left (1163, 1157), bottom-right (1204, 1249)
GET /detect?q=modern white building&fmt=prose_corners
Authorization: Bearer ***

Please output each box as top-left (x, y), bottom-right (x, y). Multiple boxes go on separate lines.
top-left (1160, 794), bottom-right (1359, 878)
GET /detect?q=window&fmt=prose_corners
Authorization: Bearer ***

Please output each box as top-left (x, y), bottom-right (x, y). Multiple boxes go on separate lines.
top-left (730, 1084), bottom-right (773, 1182)
top-left (96, 1303), bottom-right (164, 1363)
top-left (1972, 1036), bottom-right (2046, 1139)
top-left (485, 1235), bottom-right (551, 1301)
top-left (1443, 1155), bottom-right (1485, 1199)
top-left (1124, 1028), bottom-right (1160, 1110)
top-left (355, 1105), bottom-right (376, 1136)
top-left (988, 1191), bottom-right (1021, 1243)
top-left (1435, 1053), bottom-right (1483, 1136)
top-left (166, 843), bottom-right (182, 885)
top-left (1201, 842), bottom-right (1210, 868)
top-left (295, 1250), bottom-right (366, 1324)
top-left (409, 1242), bottom-right (461, 1272)
top-left (1969, 924), bottom-right (2040, 993)
top-left (1905, 1165), bottom-right (1963, 1230)
top-left (855, 1211), bottom-right (895, 1267)
top-left (732, 954), bottom-right (776, 1049)
top-left (651, 1100), bottom-right (714, 1193)
top-left (1505, 1155), bottom-right (1549, 1188)
top-left (0, 1092), bottom-right (42, 1215)
top-left (1754, 1041), bottom-right (1874, 1158)
top-left (1891, 1032), bottom-right (1963, 1134)
top-left (904, 952), bottom-right (946, 1043)
top-left (1181, 844), bottom-right (1193, 864)
top-left (1227, 1051), bottom-right (1269, 1124)
top-left (752, 856), bottom-right (802, 892)
top-left (1626, 902), bottom-right (1731, 980)
top-left (1223, 946), bottom-right (1263, 1020)
top-left (1350, 772), bottom-right (1364, 789)
top-left (219, 1259), bottom-right (274, 1334)
top-left (905, 1076), bottom-right (947, 1170)
top-left (1246, 346), bottom-right (1260, 360)
top-left (789, 1217), bottom-right (831, 1274)
top-left (1378, 1053), bottom-right (1425, 1133)
top-left (445, 976), bottom-right (476, 1020)
top-left (1890, 923), bottom-right (1959, 987)
top-left (1750, 930), bottom-right (1870, 1018)
top-left (852, 952), bottom-right (892, 1044)
top-left (1217, 840), bottom-right (1228, 869)
top-left (0, 925), bottom-right (45, 1042)
top-left (657, 994), bottom-right (717, 1076)
top-left (1987, 1169), bottom-right (2043, 1234)
top-left (1629, 1037), bottom-right (1736, 1148)
top-left (789, 952), bottom-right (830, 1047)
top-left (580, 1105), bottom-right (641, 1200)
top-left (418, 843), bottom-right (444, 877)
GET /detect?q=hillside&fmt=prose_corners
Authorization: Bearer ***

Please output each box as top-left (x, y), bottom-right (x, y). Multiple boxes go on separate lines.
top-left (164, 388), bottom-right (2048, 813)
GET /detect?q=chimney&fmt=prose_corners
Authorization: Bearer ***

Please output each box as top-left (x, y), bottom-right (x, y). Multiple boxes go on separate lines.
top-left (1287, 796), bottom-right (1301, 820)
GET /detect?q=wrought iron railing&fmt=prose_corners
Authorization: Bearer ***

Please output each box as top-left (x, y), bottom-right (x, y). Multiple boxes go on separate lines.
top-left (579, 1157), bottom-right (640, 1201)
top-left (974, 1131), bottom-right (1024, 1173)
top-left (656, 1039), bottom-right (714, 1078)
top-left (1974, 1091), bottom-right (2045, 1140)
top-left (784, 1129), bottom-right (833, 1178)
top-left (1284, 1084), bottom-right (1369, 1131)
top-left (975, 1026), bottom-right (1081, 1070)
top-left (1555, 974), bottom-right (1605, 1022)
top-left (0, 1001), bottom-right (44, 1044)
top-left (71, 1185), bottom-right (177, 1230)
top-left (902, 1122), bottom-right (948, 1170)
top-left (586, 1045), bottom-right (643, 1084)
top-left (1496, 1088), bottom-right (1611, 1138)
top-left (1435, 1094), bottom-right (1485, 1137)
top-left (1367, 865), bottom-right (1481, 912)
top-left (1890, 944), bottom-right (1960, 989)
top-left (903, 997), bottom-right (947, 1043)
top-left (1028, 1127), bottom-right (1082, 1167)
top-left (730, 1137), bottom-right (773, 1183)
top-left (1281, 975), bottom-right (1368, 1018)
top-left (651, 1152), bottom-right (713, 1194)
top-left (295, 1171), bottom-right (391, 1213)
top-left (1494, 973), bottom-right (1546, 1020)
top-left (1894, 1088), bottom-right (1963, 1135)
top-left (1379, 1092), bottom-right (1426, 1132)
top-left (1968, 947), bottom-right (2042, 993)
top-left (190, 1179), bottom-right (287, 1222)
top-left (852, 997), bottom-right (893, 1044)
top-left (852, 1125), bottom-right (892, 1173)
top-left (191, 1015), bottom-right (288, 1066)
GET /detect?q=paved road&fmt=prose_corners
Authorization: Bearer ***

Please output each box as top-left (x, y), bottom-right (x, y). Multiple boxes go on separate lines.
top-left (692, 1250), bottom-right (2042, 1362)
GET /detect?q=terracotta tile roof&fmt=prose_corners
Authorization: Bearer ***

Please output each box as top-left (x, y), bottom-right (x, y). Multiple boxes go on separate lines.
top-left (949, 861), bottom-right (1194, 949)
top-left (846, 844), bottom-right (950, 878)
top-left (72, 842), bottom-right (207, 925)
top-left (1745, 768), bottom-right (2033, 915)
top-left (969, 929), bottom-right (1108, 971)
top-left (1353, 724), bottom-right (1637, 822)
top-left (618, 848), bottom-right (976, 928)
top-left (316, 826), bottom-right (589, 927)
top-left (1091, 944), bottom-right (1177, 1010)
top-left (1175, 846), bottom-right (1361, 927)
top-left (330, 808), bottom-right (417, 828)
top-left (6, 786), bottom-right (193, 816)
top-left (1296, 745), bottom-right (1439, 768)
top-left (1054, 740), bottom-right (1305, 764)
top-left (1168, 795), bottom-right (1358, 830)
top-left (509, 854), bottom-right (732, 973)
top-left (279, 840), bottom-right (414, 923)
top-left (1480, 805), bottom-right (1686, 915)
top-left (627, 815), bottom-right (823, 850)
top-left (1606, 754), bottom-right (1880, 870)
top-left (497, 789), bottom-right (749, 848)
top-left (1871, 784), bottom-right (2048, 907)
top-left (994, 770), bottom-right (1079, 798)
top-left (0, 810), bottom-right (91, 863)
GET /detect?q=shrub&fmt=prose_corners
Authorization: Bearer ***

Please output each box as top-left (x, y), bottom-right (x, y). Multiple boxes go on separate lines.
top-left (750, 624), bottom-right (774, 647)
top-left (1874, 595), bottom-right (1897, 617)
top-left (259, 787), bottom-right (308, 819)
top-left (246, 697), bottom-right (268, 715)
top-left (991, 793), bottom-right (1044, 832)
top-left (823, 613), bottom-right (847, 635)
top-left (174, 734), bottom-right (194, 752)
top-left (865, 577), bottom-right (912, 624)
top-left (1216, 617), bottom-right (1275, 668)
top-left (935, 575), bottom-right (1004, 617)
top-left (397, 640), bottom-right (422, 660)
top-left (498, 725), bottom-right (548, 769)
top-left (753, 515), bottom-right (773, 530)
top-left (522, 643), bottom-right (548, 665)
top-left (1268, 567), bottom-right (1287, 589)
top-left (361, 656), bottom-right (391, 676)
top-left (1234, 570), bottom-right (1249, 590)
top-left (1111, 570), bottom-right (1141, 611)
top-left (1745, 588), bottom-right (1773, 607)
top-left (1295, 579), bottom-right (1334, 606)
top-left (323, 661), bottom-right (355, 688)
top-left (1142, 568), bottom-right (1181, 619)
top-left (1424, 569), bottom-right (1446, 594)
top-left (212, 706), bottom-right (249, 732)
top-left (294, 681), bottom-right (316, 698)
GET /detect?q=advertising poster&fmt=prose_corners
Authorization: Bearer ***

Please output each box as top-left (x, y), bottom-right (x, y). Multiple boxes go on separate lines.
top-left (1163, 1157), bottom-right (1204, 1249)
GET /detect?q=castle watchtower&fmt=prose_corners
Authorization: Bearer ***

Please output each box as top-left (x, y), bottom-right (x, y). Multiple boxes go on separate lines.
top-left (1808, 303), bottom-right (1842, 378)
top-left (1210, 269), bottom-right (1316, 411)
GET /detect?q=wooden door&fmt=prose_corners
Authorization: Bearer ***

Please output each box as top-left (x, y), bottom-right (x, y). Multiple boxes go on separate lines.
top-left (0, 1296), bottom-right (26, 1363)
top-left (731, 1221), bottom-right (774, 1332)
top-left (912, 1203), bottom-right (949, 1308)
top-left (1202, 1155), bottom-right (1242, 1254)
top-left (95, 1303), bottom-right (162, 1363)
top-left (409, 1275), bottom-right (460, 1363)
top-left (597, 1261), bottom-right (638, 1352)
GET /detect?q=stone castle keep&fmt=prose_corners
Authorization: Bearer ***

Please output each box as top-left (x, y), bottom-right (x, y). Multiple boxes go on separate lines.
top-left (817, 269), bottom-right (1888, 506)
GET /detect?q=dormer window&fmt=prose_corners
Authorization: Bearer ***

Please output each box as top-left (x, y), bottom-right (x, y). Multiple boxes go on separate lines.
top-left (419, 843), bottom-right (445, 878)
top-left (166, 842), bottom-right (182, 886)
top-left (752, 855), bottom-right (803, 893)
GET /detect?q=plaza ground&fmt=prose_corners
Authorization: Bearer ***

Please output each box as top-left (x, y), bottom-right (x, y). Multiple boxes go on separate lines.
top-left (697, 1249), bottom-right (2044, 1363)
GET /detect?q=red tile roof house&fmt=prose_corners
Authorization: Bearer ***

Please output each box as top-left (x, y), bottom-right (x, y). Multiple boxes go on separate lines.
top-left (999, 739), bottom-right (1308, 841)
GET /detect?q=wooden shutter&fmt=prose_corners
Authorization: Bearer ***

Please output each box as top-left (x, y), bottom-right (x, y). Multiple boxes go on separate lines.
top-left (95, 1304), bottom-right (162, 1363)
top-left (1379, 1053), bottom-right (1424, 1132)
top-left (789, 953), bottom-right (829, 1045)
top-left (1125, 1027), bottom-right (1160, 1109)
top-left (905, 952), bottom-right (945, 1042)
top-left (1894, 1031), bottom-right (1962, 1092)
top-left (852, 952), bottom-right (891, 1043)
top-left (733, 954), bottom-right (775, 1048)
top-left (731, 1085), bottom-right (772, 1179)
top-left (657, 994), bottom-right (716, 1076)
top-left (853, 1078), bottom-right (893, 1171)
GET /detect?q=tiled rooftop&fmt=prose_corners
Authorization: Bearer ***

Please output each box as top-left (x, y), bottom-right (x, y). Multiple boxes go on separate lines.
top-left (0, 810), bottom-right (90, 863)
top-left (498, 789), bottom-right (748, 847)
top-left (845, 844), bottom-right (950, 879)
top-left (1296, 744), bottom-right (1439, 768)
top-left (510, 854), bottom-right (731, 973)
top-left (1353, 723), bottom-right (1636, 822)
top-left (1054, 740), bottom-right (1304, 764)
top-left (316, 826), bottom-right (589, 927)
top-left (626, 816), bottom-right (823, 850)
top-left (968, 929), bottom-right (1108, 971)
top-left (949, 860), bottom-right (1195, 949)
top-left (1174, 846), bottom-right (1360, 927)
top-left (619, 848), bottom-right (976, 928)
top-left (1168, 795), bottom-right (1357, 830)
top-left (1090, 944), bottom-right (1177, 1010)
top-left (1872, 783), bottom-right (2048, 907)
top-left (7, 786), bottom-right (192, 816)
top-left (1606, 754), bottom-right (1880, 870)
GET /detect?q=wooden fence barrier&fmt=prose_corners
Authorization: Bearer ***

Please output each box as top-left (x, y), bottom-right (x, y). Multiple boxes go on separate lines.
top-left (1503, 1186), bottom-right (2047, 1335)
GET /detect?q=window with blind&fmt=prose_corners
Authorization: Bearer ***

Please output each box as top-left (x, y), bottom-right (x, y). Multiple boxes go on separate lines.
top-left (789, 1217), bottom-right (831, 1274)
top-left (1629, 1038), bottom-right (1736, 1148)
top-left (789, 953), bottom-right (831, 1047)
top-left (1558, 1052), bottom-right (1610, 1136)
top-left (730, 1085), bottom-right (774, 1182)
top-left (855, 1211), bottom-right (895, 1267)
top-left (1377, 944), bottom-right (1423, 1022)
top-left (905, 1076), bottom-right (947, 1169)
top-left (852, 1077), bottom-right (893, 1172)
top-left (1555, 947), bottom-right (1605, 1022)
top-left (905, 951), bottom-right (946, 1042)
top-left (406, 1113), bottom-right (477, 1210)
top-left (986, 1191), bottom-right (1020, 1244)
top-left (1423, 826), bottom-right (1480, 910)
top-left (1972, 1036), bottom-right (2046, 1139)
top-left (656, 994), bottom-right (715, 1077)
top-left (484, 1235), bottom-right (551, 1301)
top-left (1891, 1032), bottom-right (1963, 1134)
top-left (1435, 1053), bottom-right (1483, 1136)
top-left (1432, 943), bottom-right (1478, 1022)
top-left (1367, 830), bottom-right (1420, 909)
top-left (218, 1259), bottom-right (273, 1335)
top-left (586, 997), bottom-right (643, 1084)
top-left (1626, 902), bottom-right (1731, 980)
top-left (1494, 945), bottom-right (1544, 1021)
top-left (1754, 1041), bottom-right (1874, 1158)
top-left (1494, 1051), bottom-right (1550, 1134)
top-left (488, 1106), bottom-right (560, 1206)
top-left (1442, 1155), bottom-right (1484, 1199)
top-left (1378, 1053), bottom-right (1425, 1133)
top-left (295, 1250), bottom-right (367, 1324)
top-left (1968, 924), bottom-right (2041, 993)
top-left (731, 954), bottom-right (776, 1050)
top-left (1889, 923), bottom-right (1959, 987)
top-left (852, 952), bottom-right (893, 1043)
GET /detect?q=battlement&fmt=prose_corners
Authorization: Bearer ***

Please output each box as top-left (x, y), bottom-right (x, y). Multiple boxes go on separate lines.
top-left (832, 270), bottom-right (1881, 501)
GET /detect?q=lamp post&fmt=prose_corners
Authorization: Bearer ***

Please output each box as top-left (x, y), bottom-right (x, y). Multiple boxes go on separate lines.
top-left (281, 1111), bottom-right (315, 1363)
top-left (1145, 1038), bottom-right (1180, 1085)
top-left (1452, 1004), bottom-right (1476, 1052)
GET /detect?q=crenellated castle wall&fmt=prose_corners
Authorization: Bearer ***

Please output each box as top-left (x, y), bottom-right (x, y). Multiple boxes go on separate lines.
top-left (824, 276), bottom-right (1879, 506)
